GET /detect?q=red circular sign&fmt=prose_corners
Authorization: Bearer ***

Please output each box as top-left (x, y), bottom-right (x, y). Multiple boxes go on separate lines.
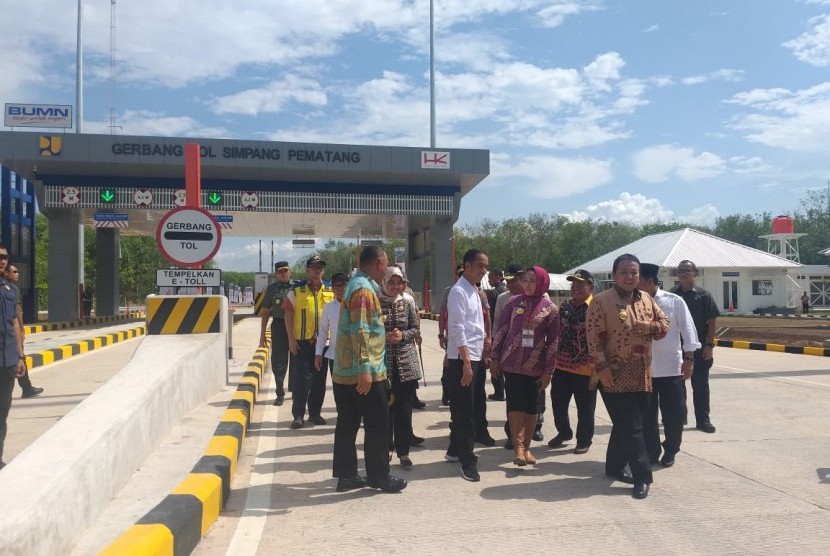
top-left (156, 206), bottom-right (222, 268)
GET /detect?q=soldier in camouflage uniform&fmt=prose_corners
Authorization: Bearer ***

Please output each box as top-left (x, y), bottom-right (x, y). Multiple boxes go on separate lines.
top-left (260, 261), bottom-right (294, 406)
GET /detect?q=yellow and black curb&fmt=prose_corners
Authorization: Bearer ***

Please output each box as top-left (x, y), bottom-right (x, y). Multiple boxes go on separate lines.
top-left (147, 297), bottom-right (222, 335)
top-left (714, 338), bottom-right (830, 357)
top-left (99, 337), bottom-right (271, 556)
top-left (24, 312), bottom-right (145, 335)
top-left (24, 325), bottom-right (147, 370)
top-left (418, 312), bottom-right (440, 321)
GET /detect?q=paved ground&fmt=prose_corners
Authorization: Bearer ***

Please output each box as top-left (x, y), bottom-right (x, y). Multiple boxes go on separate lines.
top-left (188, 319), bottom-right (830, 556)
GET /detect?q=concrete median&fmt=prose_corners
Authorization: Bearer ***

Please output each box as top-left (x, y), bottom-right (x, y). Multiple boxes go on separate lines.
top-left (0, 329), bottom-right (227, 556)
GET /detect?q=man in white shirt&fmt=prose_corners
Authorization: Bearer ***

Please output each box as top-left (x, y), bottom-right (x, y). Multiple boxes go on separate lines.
top-left (446, 248), bottom-right (489, 482)
top-left (315, 272), bottom-right (349, 373)
top-left (638, 264), bottom-right (700, 468)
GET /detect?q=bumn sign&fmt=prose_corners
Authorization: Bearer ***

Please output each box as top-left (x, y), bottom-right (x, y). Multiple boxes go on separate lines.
top-left (156, 206), bottom-right (222, 268)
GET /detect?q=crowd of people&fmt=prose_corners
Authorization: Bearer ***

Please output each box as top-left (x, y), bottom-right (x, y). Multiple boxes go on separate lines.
top-left (259, 246), bottom-right (720, 499)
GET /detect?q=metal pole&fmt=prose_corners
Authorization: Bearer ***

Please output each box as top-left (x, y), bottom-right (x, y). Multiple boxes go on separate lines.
top-left (259, 239), bottom-right (262, 272)
top-left (76, 0), bottom-right (83, 133)
top-left (429, 0), bottom-right (436, 148)
top-left (271, 240), bottom-right (274, 273)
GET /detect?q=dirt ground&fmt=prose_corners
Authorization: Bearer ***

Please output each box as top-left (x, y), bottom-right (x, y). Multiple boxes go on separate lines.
top-left (717, 314), bottom-right (830, 347)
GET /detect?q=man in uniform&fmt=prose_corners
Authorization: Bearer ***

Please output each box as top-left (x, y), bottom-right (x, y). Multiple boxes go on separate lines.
top-left (284, 255), bottom-right (335, 429)
top-left (260, 261), bottom-right (294, 407)
top-left (2, 265), bottom-right (42, 398)
top-left (0, 245), bottom-right (27, 470)
top-left (670, 260), bottom-right (720, 434)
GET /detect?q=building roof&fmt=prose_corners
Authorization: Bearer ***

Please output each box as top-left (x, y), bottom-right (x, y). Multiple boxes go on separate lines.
top-left (566, 228), bottom-right (802, 274)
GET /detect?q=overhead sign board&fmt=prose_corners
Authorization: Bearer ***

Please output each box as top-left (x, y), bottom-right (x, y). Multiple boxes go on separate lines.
top-left (292, 239), bottom-right (315, 248)
top-left (156, 206), bottom-right (222, 268)
top-left (5, 103), bottom-right (72, 128)
top-left (156, 269), bottom-right (221, 287)
top-left (94, 213), bottom-right (129, 228)
top-left (240, 191), bottom-right (259, 209)
top-left (134, 188), bottom-right (154, 207)
top-left (61, 186), bottom-right (80, 206)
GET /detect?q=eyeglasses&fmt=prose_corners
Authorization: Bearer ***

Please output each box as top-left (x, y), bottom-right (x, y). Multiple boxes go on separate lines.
top-left (677, 269), bottom-right (694, 274)
top-left (0, 255), bottom-right (8, 260)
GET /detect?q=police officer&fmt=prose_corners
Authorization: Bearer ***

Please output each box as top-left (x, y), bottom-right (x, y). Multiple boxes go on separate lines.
top-left (0, 244), bottom-right (27, 470)
top-left (260, 261), bottom-right (294, 407)
top-left (2, 265), bottom-right (42, 398)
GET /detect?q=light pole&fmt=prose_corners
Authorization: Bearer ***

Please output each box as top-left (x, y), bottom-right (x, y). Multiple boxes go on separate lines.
top-left (430, 0), bottom-right (436, 148)
top-left (76, 0), bottom-right (83, 133)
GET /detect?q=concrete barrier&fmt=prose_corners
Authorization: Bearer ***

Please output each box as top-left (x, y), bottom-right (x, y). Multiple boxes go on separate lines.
top-left (0, 301), bottom-right (228, 556)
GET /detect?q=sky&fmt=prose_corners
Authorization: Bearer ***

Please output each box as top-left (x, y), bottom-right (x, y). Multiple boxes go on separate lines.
top-left (3, 0), bottom-right (830, 271)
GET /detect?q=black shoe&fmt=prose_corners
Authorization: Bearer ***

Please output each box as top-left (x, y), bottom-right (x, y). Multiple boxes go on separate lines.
top-left (660, 454), bottom-right (675, 467)
top-left (412, 399), bottom-right (426, 410)
top-left (461, 463), bottom-right (480, 482)
top-left (290, 418), bottom-right (304, 429)
top-left (368, 475), bottom-right (407, 492)
top-left (573, 443), bottom-right (591, 454)
top-left (605, 469), bottom-right (635, 484)
top-left (21, 387), bottom-right (44, 399)
top-left (410, 435), bottom-right (425, 447)
top-left (273, 395), bottom-right (284, 406)
top-left (475, 434), bottom-right (496, 447)
top-left (532, 429), bottom-right (544, 442)
top-left (504, 439), bottom-right (514, 450)
top-left (336, 475), bottom-right (367, 492)
top-left (547, 433), bottom-right (572, 448)
top-left (487, 393), bottom-right (505, 401)
top-left (649, 455), bottom-right (661, 466)
top-left (696, 422), bottom-right (716, 433)
top-left (440, 398), bottom-right (450, 406)
top-left (632, 483), bottom-right (650, 499)
top-left (308, 415), bottom-right (327, 425)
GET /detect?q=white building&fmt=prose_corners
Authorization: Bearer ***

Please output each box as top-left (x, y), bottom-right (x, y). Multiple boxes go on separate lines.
top-left (565, 228), bottom-right (802, 315)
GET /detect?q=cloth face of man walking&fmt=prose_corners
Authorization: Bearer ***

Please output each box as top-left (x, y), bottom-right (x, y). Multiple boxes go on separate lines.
top-left (548, 269), bottom-right (596, 455)
top-left (638, 264), bottom-right (700, 468)
top-left (670, 260), bottom-right (720, 434)
top-left (586, 254), bottom-right (669, 500)
top-left (260, 261), bottom-right (293, 406)
top-left (283, 256), bottom-right (335, 428)
top-left (446, 248), bottom-right (489, 482)
top-left (331, 246), bottom-right (406, 493)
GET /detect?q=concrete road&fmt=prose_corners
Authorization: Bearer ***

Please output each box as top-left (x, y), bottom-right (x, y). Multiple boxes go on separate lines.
top-left (190, 318), bottom-right (830, 556)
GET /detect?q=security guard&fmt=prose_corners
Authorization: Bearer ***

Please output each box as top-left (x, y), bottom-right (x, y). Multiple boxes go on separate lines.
top-left (0, 244), bottom-right (26, 470)
top-left (260, 261), bottom-right (294, 407)
top-left (283, 255), bottom-right (335, 429)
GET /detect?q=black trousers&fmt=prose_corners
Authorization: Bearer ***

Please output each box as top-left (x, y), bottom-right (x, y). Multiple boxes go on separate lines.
top-left (491, 371), bottom-right (505, 398)
top-left (15, 366), bottom-right (33, 392)
top-left (473, 360), bottom-right (489, 437)
top-left (291, 341), bottom-right (328, 420)
top-left (270, 319), bottom-right (290, 396)
top-left (691, 349), bottom-right (714, 426)
top-left (332, 380), bottom-right (390, 482)
top-left (644, 375), bottom-right (685, 461)
top-left (551, 369), bottom-right (597, 445)
top-left (0, 365), bottom-right (15, 462)
top-left (600, 389), bottom-right (653, 485)
top-left (389, 375), bottom-right (417, 457)
top-left (446, 358), bottom-right (480, 465)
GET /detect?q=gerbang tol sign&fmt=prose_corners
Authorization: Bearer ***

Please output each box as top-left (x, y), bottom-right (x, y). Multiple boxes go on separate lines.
top-left (4, 103), bottom-right (73, 128)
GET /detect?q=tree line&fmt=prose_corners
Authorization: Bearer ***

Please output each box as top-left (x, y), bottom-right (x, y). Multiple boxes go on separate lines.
top-left (29, 188), bottom-right (830, 307)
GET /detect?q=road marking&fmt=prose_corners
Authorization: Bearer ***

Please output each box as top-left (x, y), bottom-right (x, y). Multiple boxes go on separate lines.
top-left (716, 364), bottom-right (830, 388)
top-left (224, 375), bottom-right (278, 556)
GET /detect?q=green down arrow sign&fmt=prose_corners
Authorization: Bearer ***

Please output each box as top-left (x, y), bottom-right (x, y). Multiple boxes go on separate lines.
top-left (100, 188), bottom-right (115, 203)
top-left (207, 191), bottom-right (223, 206)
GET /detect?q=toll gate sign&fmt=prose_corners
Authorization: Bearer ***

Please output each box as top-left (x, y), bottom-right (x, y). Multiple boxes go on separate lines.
top-left (156, 206), bottom-right (222, 268)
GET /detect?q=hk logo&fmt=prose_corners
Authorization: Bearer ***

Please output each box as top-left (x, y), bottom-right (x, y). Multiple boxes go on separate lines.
top-left (39, 135), bottom-right (62, 157)
top-left (421, 151), bottom-right (450, 169)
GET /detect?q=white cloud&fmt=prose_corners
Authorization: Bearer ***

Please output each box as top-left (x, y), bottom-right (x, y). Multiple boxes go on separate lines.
top-left (729, 155), bottom-right (770, 174)
top-left (632, 145), bottom-right (727, 183)
top-left (537, 1), bottom-right (603, 29)
top-left (493, 154), bottom-right (613, 199)
top-left (784, 14), bottom-right (830, 67)
top-left (562, 193), bottom-right (674, 223)
top-left (211, 76), bottom-right (328, 116)
top-left (681, 69), bottom-right (744, 85)
top-left (643, 24), bottom-right (660, 33)
top-left (84, 110), bottom-right (229, 138)
top-left (561, 193), bottom-right (720, 226)
top-left (726, 82), bottom-right (830, 151)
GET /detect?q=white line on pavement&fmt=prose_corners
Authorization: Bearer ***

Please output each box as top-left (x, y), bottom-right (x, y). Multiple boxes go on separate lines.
top-left (224, 381), bottom-right (278, 556)
top-left (716, 364), bottom-right (830, 388)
